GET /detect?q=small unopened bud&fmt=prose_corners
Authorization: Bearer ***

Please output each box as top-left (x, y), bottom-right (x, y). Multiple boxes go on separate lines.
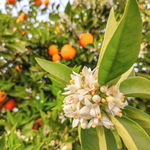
top-left (85, 94), bottom-right (92, 101)
top-left (92, 95), bottom-right (101, 103)
top-left (81, 119), bottom-right (88, 129)
top-left (100, 86), bottom-right (107, 93)
top-left (117, 113), bottom-right (122, 117)
top-left (106, 96), bottom-right (115, 102)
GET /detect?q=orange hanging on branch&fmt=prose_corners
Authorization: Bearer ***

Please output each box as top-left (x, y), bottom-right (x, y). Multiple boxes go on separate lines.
top-left (3, 99), bottom-right (15, 111)
top-left (7, 0), bottom-right (16, 5)
top-left (44, 0), bottom-right (49, 6)
top-left (79, 33), bottom-right (94, 48)
top-left (61, 44), bottom-right (76, 60)
top-left (35, 0), bottom-right (43, 6)
top-left (52, 53), bottom-right (61, 62)
top-left (48, 45), bottom-right (59, 56)
top-left (0, 91), bottom-right (7, 102)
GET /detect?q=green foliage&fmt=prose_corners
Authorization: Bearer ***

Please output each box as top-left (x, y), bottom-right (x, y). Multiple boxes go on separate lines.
top-left (98, 0), bottom-right (142, 86)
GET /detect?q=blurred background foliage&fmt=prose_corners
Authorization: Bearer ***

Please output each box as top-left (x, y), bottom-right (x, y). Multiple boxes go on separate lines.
top-left (0, 0), bottom-right (150, 149)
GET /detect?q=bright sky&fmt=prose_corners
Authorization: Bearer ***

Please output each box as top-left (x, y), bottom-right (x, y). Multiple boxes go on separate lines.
top-left (0, 0), bottom-right (73, 21)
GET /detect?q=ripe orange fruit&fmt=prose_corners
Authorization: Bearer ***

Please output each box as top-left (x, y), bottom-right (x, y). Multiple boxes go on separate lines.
top-left (61, 44), bottom-right (76, 60)
top-left (0, 103), bottom-right (3, 109)
top-left (44, 0), bottom-right (49, 6)
top-left (48, 45), bottom-right (59, 56)
top-left (52, 53), bottom-right (61, 62)
top-left (56, 26), bottom-right (61, 34)
top-left (138, 4), bottom-right (143, 9)
top-left (36, 118), bottom-right (44, 126)
top-left (0, 91), bottom-right (7, 102)
top-left (79, 33), bottom-right (94, 48)
top-left (22, 31), bottom-right (26, 35)
top-left (3, 99), bottom-right (15, 111)
top-left (16, 65), bottom-right (22, 71)
top-left (7, 0), bottom-right (16, 4)
top-left (33, 124), bottom-right (38, 130)
top-left (35, 0), bottom-right (42, 5)
top-left (20, 12), bottom-right (26, 21)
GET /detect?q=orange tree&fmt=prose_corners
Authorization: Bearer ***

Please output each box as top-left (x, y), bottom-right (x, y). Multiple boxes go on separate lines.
top-left (0, 0), bottom-right (149, 149)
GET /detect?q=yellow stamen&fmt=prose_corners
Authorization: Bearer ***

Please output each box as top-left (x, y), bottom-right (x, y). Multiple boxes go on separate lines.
top-left (102, 98), bottom-right (106, 103)
top-left (91, 90), bottom-right (95, 96)
top-left (97, 113), bottom-right (101, 119)
top-left (70, 79), bottom-right (75, 84)
top-left (80, 72), bottom-right (84, 76)
top-left (72, 113), bottom-right (78, 119)
top-left (92, 122), bottom-right (98, 128)
top-left (94, 75), bottom-right (98, 79)
top-left (121, 94), bottom-right (125, 101)
top-left (109, 88), bottom-right (115, 93)
top-left (117, 113), bottom-right (122, 117)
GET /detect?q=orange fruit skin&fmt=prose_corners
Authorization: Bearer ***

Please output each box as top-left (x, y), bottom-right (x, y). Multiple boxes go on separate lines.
top-left (20, 13), bottom-right (26, 21)
top-left (56, 26), bottom-right (61, 34)
top-left (79, 33), bottom-right (94, 48)
top-left (33, 124), bottom-right (38, 130)
top-left (7, 0), bottom-right (16, 4)
top-left (61, 44), bottom-right (76, 60)
top-left (3, 99), bottom-right (15, 111)
top-left (0, 91), bottom-right (7, 102)
top-left (22, 31), bottom-right (26, 36)
top-left (48, 45), bottom-right (59, 56)
top-left (44, 0), bottom-right (49, 6)
top-left (35, 0), bottom-right (42, 5)
top-left (36, 118), bottom-right (44, 126)
top-left (52, 53), bottom-right (61, 62)
top-left (138, 4), bottom-right (143, 9)
top-left (0, 103), bottom-right (3, 109)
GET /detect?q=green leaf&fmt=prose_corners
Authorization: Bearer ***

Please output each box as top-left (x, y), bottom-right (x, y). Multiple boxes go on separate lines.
top-left (73, 65), bottom-right (82, 73)
top-left (8, 133), bottom-right (25, 150)
top-left (119, 76), bottom-right (150, 99)
top-left (116, 66), bottom-right (134, 85)
top-left (5, 42), bottom-right (26, 53)
top-left (49, 13), bottom-right (60, 21)
top-left (97, 8), bottom-right (118, 67)
top-left (35, 58), bottom-right (72, 84)
top-left (65, 2), bottom-right (71, 15)
top-left (98, 0), bottom-right (142, 85)
top-left (123, 106), bottom-right (150, 136)
top-left (7, 110), bottom-right (14, 124)
top-left (0, 134), bottom-right (7, 150)
top-left (97, 126), bottom-right (117, 150)
top-left (31, 143), bottom-right (43, 150)
top-left (107, 114), bottom-right (150, 150)
top-left (81, 128), bottom-right (99, 150)
top-left (0, 83), bottom-right (15, 91)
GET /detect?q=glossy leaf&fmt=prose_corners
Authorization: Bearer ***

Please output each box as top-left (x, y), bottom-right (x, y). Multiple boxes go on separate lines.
top-left (120, 76), bottom-right (150, 99)
top-left (97, 126), bottom-right (117, 150)
top-left (107, 114), bottom-right (150, 150)
top-left (31, 143), bottom-right (43, 150)
top-left (35, 58), bottom-right (72, 84)
top-left (0, 134), bottom-right (7, 150)
top-left (97, 8), bottom-right (118, 67)
top-left (123, 106), bottom-right (150, 136)
top-left (81, 128), bottom-right (99, 150)
top-left (98, 0), bottom-right (142, 86)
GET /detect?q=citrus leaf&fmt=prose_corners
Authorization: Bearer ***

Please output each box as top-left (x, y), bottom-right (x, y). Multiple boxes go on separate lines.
top-left (119, 76), bottom-right (150, 99)
top-left (31, 143), bottom-right (43, 150)
top-left (81, 128), bottom-right (99, 150)
top-left (107, 114), bottom-right (150, 150)
top-left (97, 8), bottom-right (118, 67)
top-left (98, 0), bottom-right (142, 86)
top-left (35, 58), bottom-right (72, 84)
top-left (123, 105), bottom-right (150, 136)
top-left (97, 126), bottom-right (117, 150)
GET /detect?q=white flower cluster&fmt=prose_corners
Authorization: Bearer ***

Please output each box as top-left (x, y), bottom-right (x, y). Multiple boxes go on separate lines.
top-left (62, 66), bottom-right (127, 129)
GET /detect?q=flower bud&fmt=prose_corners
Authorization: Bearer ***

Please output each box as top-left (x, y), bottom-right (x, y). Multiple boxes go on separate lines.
top-left (100, 86), bottom-right (107, 93)
top-left (85, 94), bottom-right (92, 101)
top-left (81, 119), bottom-right (88, 129)
top-left (106, 96), bottom-right (115, 102)
top-left (79, 106), bottom-right (90, 115)
top-left (92, 95), bottom-right (101, 103)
